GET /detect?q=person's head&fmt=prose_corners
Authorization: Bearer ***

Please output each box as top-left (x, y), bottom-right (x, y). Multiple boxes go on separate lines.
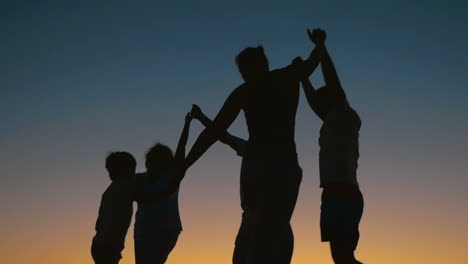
top-left (105, 151), bottom-right (137, 181)
top-left (312, 85), bottom-right (348, 120)
top-left (236, 46), bottom-right (269, 82)
top-left (145, 143), bottom-right (174, 175)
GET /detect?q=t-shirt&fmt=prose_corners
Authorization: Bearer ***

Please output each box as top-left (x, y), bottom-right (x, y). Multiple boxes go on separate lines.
top-left (134, 172), bottom-right (182, 236)
top-left (319, 107), bottom-right (361, 187)
top-left (93, 179), bottom-right (134, 251)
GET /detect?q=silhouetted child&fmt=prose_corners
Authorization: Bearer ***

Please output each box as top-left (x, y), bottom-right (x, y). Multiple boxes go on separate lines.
top-left (92, 151), bottom-right (136, 264)
top-left (294, 30), bottom-right (364, 264)
top-left (133, 113), bottom-right (192, 264)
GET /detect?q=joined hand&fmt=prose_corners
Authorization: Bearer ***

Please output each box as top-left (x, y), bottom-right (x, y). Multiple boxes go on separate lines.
top-left (307, 28), bottom-right (326, 45)
top-left (190, 104), bottom-right (203, 120)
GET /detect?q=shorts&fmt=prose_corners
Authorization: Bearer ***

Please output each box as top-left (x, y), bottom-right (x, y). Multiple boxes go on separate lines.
top-left (320, 195), bottom-right (364, 249)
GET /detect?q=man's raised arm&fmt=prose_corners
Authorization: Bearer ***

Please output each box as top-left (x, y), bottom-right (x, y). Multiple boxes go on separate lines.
top-left (294, 28), bottom-right (326, 79)
top-left (184, 87), bottom-right (244, 170)
top-left (191, 104), bottom-right (247, 157)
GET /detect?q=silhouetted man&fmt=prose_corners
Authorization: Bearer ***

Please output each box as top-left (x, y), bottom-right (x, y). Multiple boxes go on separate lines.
top-left (294, 31), bottom-right (364, 264)
top-left (190, 104), bottom-right (296, 263)
top-left (183, 28), bottom-right (326, 264)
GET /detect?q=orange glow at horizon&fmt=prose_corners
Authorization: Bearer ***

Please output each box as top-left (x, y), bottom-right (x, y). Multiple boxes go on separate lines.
top-left (3, 165), bottom-right (467, 264)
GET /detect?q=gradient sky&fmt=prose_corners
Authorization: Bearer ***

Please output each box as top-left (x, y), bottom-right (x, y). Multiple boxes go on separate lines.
top-left (2, 1), bottom-right (468, 263)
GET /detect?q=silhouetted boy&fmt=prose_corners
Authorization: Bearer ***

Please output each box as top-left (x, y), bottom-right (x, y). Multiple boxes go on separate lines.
top-left (133, 113), bottom-right (192, 264)
top-left (92, 151), bottom-right (136, 264)
top-left (294, 30), bottom-right (364, 264)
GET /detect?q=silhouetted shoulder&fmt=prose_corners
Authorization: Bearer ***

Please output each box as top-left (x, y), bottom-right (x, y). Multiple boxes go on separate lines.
top-left (270, 63), bottom-right (304, 81)
top-left (269, 66), bottom-right (294, 79)
top-left (113, 179), bottom-right (136, 192)
top-left (349, 107), bottom-right (362, 130)
top-left (265, 66), bottom-right (301, 95)
top-left (233, 83), bottom-right (248, 94)
top-left (326, 106), bottom-right (362, 131)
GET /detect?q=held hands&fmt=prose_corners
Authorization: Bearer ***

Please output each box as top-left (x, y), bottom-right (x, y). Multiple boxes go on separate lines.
top-left (190, 104), bottom-right (203, 120)
top-left (307, 28), bottom-right (326, 45)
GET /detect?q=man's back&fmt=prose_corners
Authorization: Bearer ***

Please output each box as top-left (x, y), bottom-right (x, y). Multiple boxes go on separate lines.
top-left (241, 67), bottom-right (300, 154)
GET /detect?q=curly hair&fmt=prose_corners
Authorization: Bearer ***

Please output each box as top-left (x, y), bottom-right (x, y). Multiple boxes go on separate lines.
top-left (145, 143), bottom-right (174, 174)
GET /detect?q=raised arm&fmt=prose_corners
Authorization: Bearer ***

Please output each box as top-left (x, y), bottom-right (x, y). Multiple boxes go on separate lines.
top-left (321, 47), bottom-right (341, 89)
top-left (191, 104), bottom-right (247, 157)
top-left (320, 46), bottom-right (347, 108)
top-left (291, 56), bottom-right (325, 121)
top-left (174, 112), bottom-right (193, 171)
top-left (184, 87), bottom-right (244, 170)
top-left (135, 113), bottom-right (193, 203)
top-left (293, 28), bottom-right (326, 80)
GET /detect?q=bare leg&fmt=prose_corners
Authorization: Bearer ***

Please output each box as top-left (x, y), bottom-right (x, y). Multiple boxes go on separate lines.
top-left (233, 212), bottom-right (250, 264)
top-left (330, 240), bottom-right (362, 264)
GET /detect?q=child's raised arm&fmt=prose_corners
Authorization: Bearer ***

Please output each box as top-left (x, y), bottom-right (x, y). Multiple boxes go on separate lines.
top-left (135, 113), bottom-right (193, 203)
top-left (173, 112), bottom-right (193, 179)
top-left (320, 46), bottom-right (348, 109)
top-left (301, 76), bottom-right (326, 121)
top-left (292, 56), bottom-right (329, 121)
